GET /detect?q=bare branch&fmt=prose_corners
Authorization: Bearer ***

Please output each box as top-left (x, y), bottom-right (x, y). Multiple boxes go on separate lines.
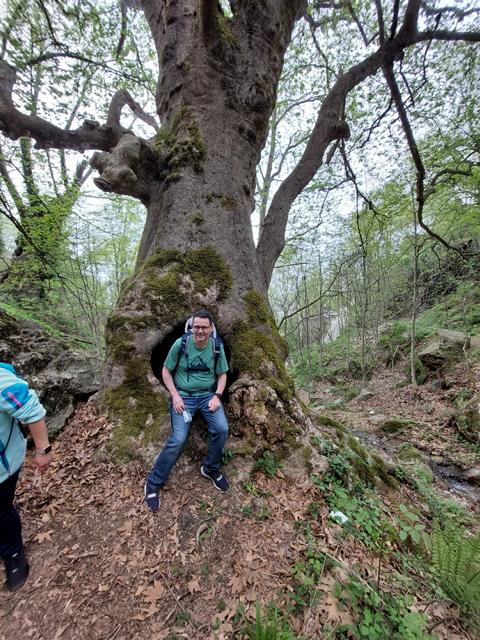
top-left (116, 0), bottom-right (129, 59)
top-left (389, 0), bottom-right (401, 40)
top-left (0, 142), bottom-right (26, 216)
top-left (382, 64), bottom-right (464, 256)
top-left (0, 61), bottom-right (129, 151)
top-left (374, 0), bottom-right (386, 44)
top-left (346, 1), bottom-right (369, 47)
top-left (421, 2), bottom-right (480, 20)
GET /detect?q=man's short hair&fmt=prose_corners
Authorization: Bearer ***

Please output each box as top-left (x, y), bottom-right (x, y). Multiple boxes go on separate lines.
top-left (192, 310), bottom-right (213, 325)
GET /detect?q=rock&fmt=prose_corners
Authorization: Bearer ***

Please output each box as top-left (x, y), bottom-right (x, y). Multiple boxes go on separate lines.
top-left (356, 388), bottom-right (374, 401)
top-left (464, 468), bottom-right (480, 485)
top-left (418, 330), bottom-right (471, 372)
top-left (0, 307), bottom-right (101, 437)
top-left (429, 379), bottom-right (448, 391)
top-left (368, 414), bottom-right (388, 425)
top-left (437, 329), bottom-right (471, 347)
top-left (380, 418), bottom-right (412, 434)
top-left (455, 397), bottom-right (480, 445)
top-left (297, 389), bottom-right (310, 405)
top-left (397, 443), bottom-right (423, 461)
top-left (471, 335), bottom-right (480, 349)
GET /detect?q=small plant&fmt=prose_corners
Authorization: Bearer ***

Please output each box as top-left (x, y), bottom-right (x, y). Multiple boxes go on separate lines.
top-left (254, 450), bottom-right (283, 477)
top-left (243, 603), bottom-right (300, 640)
top-left (335, 577), bottom-right (435, 639)
top-left (307, 501), bottom-right (322, 519)
top-left (395, 505), bottom-right (430, 549)
top-left (243, 481), bottom-right (259, 496)
top-left (431, 521), bottom-right (480, 627)
top-left (256, 506), bottom-right (271, 521)
top-left (174, 611), bottom-right (191, 626)
top-left (222, 447), bottom-right (235, 463)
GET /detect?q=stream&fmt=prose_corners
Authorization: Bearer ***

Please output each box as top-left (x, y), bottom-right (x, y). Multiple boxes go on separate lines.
top-left (349, 427), bottom-right (480, 504)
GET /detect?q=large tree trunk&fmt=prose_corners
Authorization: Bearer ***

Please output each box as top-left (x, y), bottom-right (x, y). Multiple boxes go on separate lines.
top-left (99, 0), bottom-right (308, 457)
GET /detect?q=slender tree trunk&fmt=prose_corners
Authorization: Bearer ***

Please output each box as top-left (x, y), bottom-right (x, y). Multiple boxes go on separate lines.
top-left (410, 192), bottom-right (419, 386)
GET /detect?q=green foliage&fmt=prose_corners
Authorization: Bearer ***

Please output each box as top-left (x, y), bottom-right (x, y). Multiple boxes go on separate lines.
top-left (416, 281), bottom-right (480, 338)
top-left (394, 505), bottom-right (430, 550)
top-left (431, 521), bottom-right (480, 625)
top-left (378, 321), bottom-right (410, 365)
top-left (289, 547), bottom-right (330, 612)
top-left (243, 603), bottom-right (300, 640)
top-left (334, 577), bottom-right (435, 639)
top-left (254, 450), bottom-right (283, 477)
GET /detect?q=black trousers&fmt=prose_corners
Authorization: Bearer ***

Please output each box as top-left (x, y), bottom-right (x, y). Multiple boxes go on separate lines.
top-left (0, 471), bottom-right (23, 559)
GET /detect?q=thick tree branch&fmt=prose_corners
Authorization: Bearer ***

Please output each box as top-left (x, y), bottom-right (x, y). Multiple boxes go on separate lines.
top-left (415, 29), bottom-right (480, 43)
top-left (0, 61), bottom-right (134, 151)
top-left (256, 0), bottom-right (480, 286)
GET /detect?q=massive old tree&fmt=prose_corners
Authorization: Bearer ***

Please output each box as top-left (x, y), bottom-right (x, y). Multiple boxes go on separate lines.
top-left (1, 0), bottom-right (479, 455)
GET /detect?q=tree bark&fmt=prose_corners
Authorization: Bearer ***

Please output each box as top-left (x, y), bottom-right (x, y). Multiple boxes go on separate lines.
top-left (98, 0), bottom-right (308, 456)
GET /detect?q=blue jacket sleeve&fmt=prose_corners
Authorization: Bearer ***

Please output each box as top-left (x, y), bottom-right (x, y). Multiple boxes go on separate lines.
top-left (0, 369), bottom-right (46, 424)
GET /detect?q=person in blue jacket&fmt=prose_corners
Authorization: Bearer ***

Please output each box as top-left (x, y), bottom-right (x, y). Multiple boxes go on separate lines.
top-left (0, 363), bottom-right (53, 592)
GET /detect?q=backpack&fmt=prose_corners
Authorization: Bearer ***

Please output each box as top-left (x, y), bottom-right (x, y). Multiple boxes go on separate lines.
top-left (172, 317), bottom-right (224, 378)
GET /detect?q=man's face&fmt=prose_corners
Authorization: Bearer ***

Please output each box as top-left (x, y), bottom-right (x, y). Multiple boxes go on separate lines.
top-left (192, 317), bottom-right (212, 347)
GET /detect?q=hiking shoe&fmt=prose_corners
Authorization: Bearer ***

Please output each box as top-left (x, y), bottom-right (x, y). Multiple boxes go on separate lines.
top-left (200, 465), bottom-right (229, 491)
top-left (144, 482), bottom-right (160, 511)
top-left (5, 548), bottom-right (29, 592)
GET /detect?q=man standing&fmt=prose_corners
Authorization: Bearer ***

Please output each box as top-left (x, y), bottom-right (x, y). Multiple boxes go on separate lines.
top-left (145, 310), bottom-right (229, 511)
top-left (0, 363), bottom-right (52, 592)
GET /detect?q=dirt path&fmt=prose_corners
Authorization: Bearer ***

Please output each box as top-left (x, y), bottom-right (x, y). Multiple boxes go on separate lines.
top-left (1, 358), bottom-right (478, 639)
top-left (0, 405), bottom-right (321, 640)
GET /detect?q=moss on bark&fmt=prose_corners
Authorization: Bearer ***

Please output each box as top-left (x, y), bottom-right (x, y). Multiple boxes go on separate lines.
top-left (103, 246), bottom-right (235, 456)
top-left (104, 358), bottom-right (168, 460)
top-left (154, 107), bottom-right (206, 173)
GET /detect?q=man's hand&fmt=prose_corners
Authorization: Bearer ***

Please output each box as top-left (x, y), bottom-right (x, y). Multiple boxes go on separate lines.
top-left (208, 395), bottom-right (221, 412)
top-left (34, 451), bottom-right (53, 473)
top-left (172, 392), bottom-right (185, 414)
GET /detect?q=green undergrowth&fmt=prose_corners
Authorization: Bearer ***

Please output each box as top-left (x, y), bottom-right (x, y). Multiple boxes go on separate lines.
top-left (287, 279), bottom-right (480, 390)
top-left (0, 299), bottom-right (92, 350)
top-left (225, 423), bottom-right (480, 638)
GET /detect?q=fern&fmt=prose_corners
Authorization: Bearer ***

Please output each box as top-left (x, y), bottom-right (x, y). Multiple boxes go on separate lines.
top-left (431, 521), bottom-right (480, 624)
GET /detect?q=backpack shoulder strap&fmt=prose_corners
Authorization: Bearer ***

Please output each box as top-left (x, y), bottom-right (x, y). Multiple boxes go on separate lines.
top-left (211, 335), bottom-right (222, 372)
top-left (172, 332), bottom-right (191, 374)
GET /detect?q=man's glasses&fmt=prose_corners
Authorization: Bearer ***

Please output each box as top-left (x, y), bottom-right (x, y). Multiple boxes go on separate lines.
top-left (192, 326), bottom-right (211, 332)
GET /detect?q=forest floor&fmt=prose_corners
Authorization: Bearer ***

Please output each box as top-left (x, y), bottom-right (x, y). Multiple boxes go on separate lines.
top-left (0, 359), bottom-right (479, 640)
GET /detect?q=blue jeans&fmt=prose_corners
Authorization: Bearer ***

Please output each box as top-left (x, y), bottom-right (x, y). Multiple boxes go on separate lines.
top-left (147, 392), bottom-right (228, 489)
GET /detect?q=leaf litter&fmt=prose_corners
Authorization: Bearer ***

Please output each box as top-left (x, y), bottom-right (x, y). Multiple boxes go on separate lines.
top-left (0, 359), bottom-right (477, 640)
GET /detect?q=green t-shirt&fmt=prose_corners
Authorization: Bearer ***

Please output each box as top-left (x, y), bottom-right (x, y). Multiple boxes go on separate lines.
top-left (164, 336), bottom-right (229, 395)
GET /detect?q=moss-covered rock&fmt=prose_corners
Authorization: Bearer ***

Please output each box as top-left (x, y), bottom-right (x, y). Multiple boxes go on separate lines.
top-left (314, 414), bottom-right (345, 429)
top-left (398, 443), bottom-right (424, 462)
top-left (456, 398), bottom-right (480, 444)
top-left (380, 418), bottom-right (414, 434)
